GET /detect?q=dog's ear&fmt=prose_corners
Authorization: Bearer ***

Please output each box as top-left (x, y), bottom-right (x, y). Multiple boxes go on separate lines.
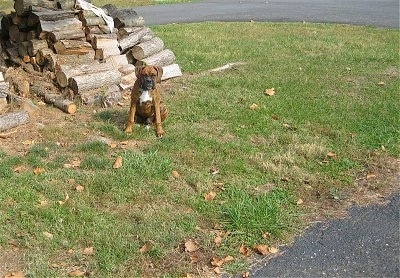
top-left (135, 65), bottom-right (145, 78)
top-left (154, 66), bottom-right (163, 83)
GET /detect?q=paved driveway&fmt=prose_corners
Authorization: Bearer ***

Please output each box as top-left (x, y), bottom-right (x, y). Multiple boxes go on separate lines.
top-left (134, 0), bottom-right (399, 28)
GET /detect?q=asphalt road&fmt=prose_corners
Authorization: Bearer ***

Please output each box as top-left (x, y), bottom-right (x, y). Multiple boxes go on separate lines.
top-left (134, 0), bottom-right (399, 28)
top-left (249, 193), bottom-right (400, 277)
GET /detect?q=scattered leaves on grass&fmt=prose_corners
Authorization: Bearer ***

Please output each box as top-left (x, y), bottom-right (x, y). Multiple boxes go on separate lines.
top-left (190, 254), bottom-right (199, 264)
top-left (296, 198), bottom-right (304, 205)
top-left (184, 239), bottom-right (199, 252)
top-left (82, 247), bottom-right (94, 255)
top-left (139, 242), bottom-right (153, 254)
top-left (262, 231), bottom-right (270, 239)
top-left (250, 103), bottom-right (259, 110)
top-left (213, 267), bottom-right (222, 274)
top-left (204, 191), bottom-right (217, 201)
top-left (58, 193), bottom-right (69, 205)
top-left (113, 156), bottom-right (123, 169)
top-left (43, 231), bottom-right (53, 239)
top-left (239, 244), bottom-right (251, 257)
top-left (377, 81), bottom-right (385, 86)
top-left (33, 167), bottom-right (45, 175)
top-left (242, 271), bottom-right (250, 278)
top-left (264, 88), bottom-right (275, 96)
top-left (366, 173), bottom-right (377, 180)
top-left (4, 271), bottom-right (24, 278)
top-left (108, 142), bottom-right (117, 148)
top-left (253, 244), bottom-right (269, 255)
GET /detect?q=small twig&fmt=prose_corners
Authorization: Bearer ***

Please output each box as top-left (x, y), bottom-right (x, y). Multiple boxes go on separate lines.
top-left (209, 62), bottom-right (247, 72)
top-left (0, 130), bottom-right (17, 139)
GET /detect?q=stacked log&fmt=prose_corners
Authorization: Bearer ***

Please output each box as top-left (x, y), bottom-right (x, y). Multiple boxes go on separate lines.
top-left (0, 0), bottom-right (182, 111)
top-left (0, 72), bottom-right (9, 111)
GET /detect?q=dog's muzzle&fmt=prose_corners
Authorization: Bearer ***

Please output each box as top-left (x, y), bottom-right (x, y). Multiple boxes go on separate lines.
top-left (142, 76), bottom-right (155, 90)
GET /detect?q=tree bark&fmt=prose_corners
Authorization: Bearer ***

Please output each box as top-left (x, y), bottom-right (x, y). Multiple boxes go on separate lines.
top-left (69, 70), bottom-right (122, 94)
top-left (39, 17), bottom-right (82, 34)
top-left (118, 27), bottom-right (153, 52)
top-left (0, 110), bottom-right (29, 132)
top-left (131, 37), bottom-right (164, 60)
top-left (35, 47), bottom-right (54, 66)
top-left (139, 49), bottom-right (176, 67)
top-left (102, 4), bottom-right (144, 29)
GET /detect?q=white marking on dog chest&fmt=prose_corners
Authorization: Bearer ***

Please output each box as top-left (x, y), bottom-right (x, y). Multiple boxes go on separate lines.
top-left (139, 90), bottom-right (152, 105)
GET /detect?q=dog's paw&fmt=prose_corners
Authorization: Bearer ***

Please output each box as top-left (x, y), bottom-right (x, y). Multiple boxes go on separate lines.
top-left (124, 127), bottom-right (133, 134)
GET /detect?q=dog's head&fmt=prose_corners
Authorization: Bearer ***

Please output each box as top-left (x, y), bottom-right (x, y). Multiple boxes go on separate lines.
top-left (136, 65), bottom-right (163, 90)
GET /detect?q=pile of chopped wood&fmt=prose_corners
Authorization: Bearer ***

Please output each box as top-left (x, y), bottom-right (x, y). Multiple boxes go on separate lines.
top-left (0, 0), bottom-right (182, 115)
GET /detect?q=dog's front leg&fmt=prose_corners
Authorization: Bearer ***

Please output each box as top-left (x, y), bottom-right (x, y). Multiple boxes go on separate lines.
top-left (153, 93), bottom-right (164, 137)
top-left (125, 98), bottom-right (137, 134)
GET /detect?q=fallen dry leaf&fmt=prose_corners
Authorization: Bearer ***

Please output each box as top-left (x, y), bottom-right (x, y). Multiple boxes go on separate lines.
top-left (172, 170), bottom-right (180, 179)
top-left (211, 255), bottom-right (234, 267)
top-left (4, 271), bottom-right (24, 278)
top-left (253, 244), bottom-right (269, 255)
top-left (377, 81), bottom-right (385, 86)
top-left (366, 173), bottom-right (377, 180)
top-left (250, 103), bottom-right (259, 110)
top-left (68, 270), bottom-right (85, 277)
top-left (33, 167), bottom-right (45, 175)
top-left (214, 267), bottom-right (222, 274)
top-left (22, 140), bottom-right (34, 145)
top-left (327, 151), bottom-right (336, 158)
top-left (82, 246), bottom-right (94, 255)
top-left (239, 244), bottom-right (251, 257)
top-left (75, 185), bottom-right (84, 192)
top-left (204, 191), bottom-right (217, 201)
top-left (190, 254), bottom-right (199, 264)
top-left (262, 231), bottom-right (270, 239)
top-left (43, 231), bottom-right (53, 239)
top-left (13, 165), bottom-right (25, 173)
top-left (269, 246), bottom-right (279, 253)
top-left (264, 88), bottom-right (275, 96)
top-left (58, 193), bottom-right (70, 205)
top-left (113, 156), bottom-right (123, 169)
top-left (296, 198), bottom-right (304, 205)
top-left (139, 242), bottom-right (153, 254)
top-left (214, 235), bottom-right (222, 246)
top-left (185, 239), bottom-right (200, 253)
top-left (109, 142), bottom-right (117, 148)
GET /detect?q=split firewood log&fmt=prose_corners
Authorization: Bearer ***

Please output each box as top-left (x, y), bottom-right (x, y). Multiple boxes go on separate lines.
top-left (118, 27), bottom-right (153, 52)
top-left (53, 40), bottom-right (93, 55)
top-left (27, 39), bottom-right (48, 56)
top-left (14, 0), bottom-right (59, 16)
top-left (131, 37), bottom-right (164, 60)
top-left (69, 69), bottom-right (122, 94)
top-left (102, 4), bottom-right (144, 29)
top-left (56, 60), bottom-right (115, 88)
top-left (161, 63), bottom-right (182, 81)
top-left (0, 110), bottom-right (29, 132)
top-left (139, 49), bottom-right (176, 67)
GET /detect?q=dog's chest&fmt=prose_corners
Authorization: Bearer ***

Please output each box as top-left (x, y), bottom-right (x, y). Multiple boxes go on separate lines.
top-left (139, 90), bottom-right (153, 105)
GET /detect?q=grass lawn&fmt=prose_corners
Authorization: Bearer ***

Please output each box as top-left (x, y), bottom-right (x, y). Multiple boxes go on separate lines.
top-left (0, 10), bottom-right (398, 278)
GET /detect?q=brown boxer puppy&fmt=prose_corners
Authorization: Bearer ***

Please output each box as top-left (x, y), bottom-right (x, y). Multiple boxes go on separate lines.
top-left (124, 65), bottom-right (168, 137)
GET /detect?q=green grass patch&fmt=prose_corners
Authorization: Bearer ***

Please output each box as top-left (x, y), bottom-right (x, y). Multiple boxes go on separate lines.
top-left (0, 22), bottom-right (398, 276)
